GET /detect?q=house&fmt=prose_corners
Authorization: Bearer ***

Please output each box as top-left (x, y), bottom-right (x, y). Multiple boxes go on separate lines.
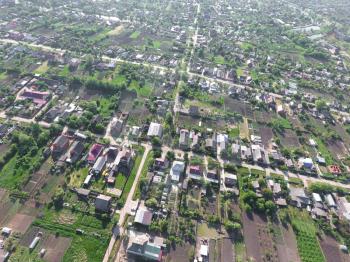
top-left (179, 129), bottom-right (190, 149)
top-left (134, 208), bottom-right (153, 226)
top-left (251, 144), bottom-right (262, 163)
top-left (147, 122), bottom-right (163, 138)
top-left (273, 183), bottom-right (282, 196)
top-left (115, 148), bottom-right (134, 175)
top-left (66, 141), bottom-right (84, 164)
top-left (110, 118), bottom-right (124, 137)
top-left (206, 169), bottom-right (219, 183)
top-left (301, 158), bottom-right (314, 169)
top-left (289, 187), bottom-right (310, 208)
top-left (170, 161), bottom-right (185, 182)
top-left (92, 156), bottom-right (107, 174)
top-left (191, 132), bottom-right (200, 151)
top-left (95, 194), bottom-right (112, 212)
top-left (87, 144), bottom-right (104, 164)
top-left (240, 145), bottom-right (252, 161)
top-left (224, 172), bottom-right (237, 187)
top-left (188, 165), bottom-right (203, 180)
top-left (216, 133), bottom-right (228, 151)
top-left (52, 135), bottom-right (70, 156)
top-left (154, 157), bottom-right (168, 170)
top-left (127, 233), bottom-right (163, 261)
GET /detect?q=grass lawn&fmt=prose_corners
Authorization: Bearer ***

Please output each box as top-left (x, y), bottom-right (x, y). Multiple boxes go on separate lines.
top-left (129, 80), bottom-right (153, 97)
top-left (34, 61), bottom-right (49, 75)
top-left (33, 208), bottom-right (112, 262)
top-left (98, 97), bottom-right (114, 118)
top-left (0, 71), bottom-right (7, 80)
top-left (239, 118), bottom-right (250, 140)
top-left (214, 55), bottom-right (225, 64)
top-left (119, 146), bottom-right (145, 205)
top-left (153, 40), bottom-right (161, 49)
top-left (112, 75), bottom-right (126, 86)
top-left (235, 240), bottom-right (247, 262)
top-left (228, 127), bottom-right (240, 139)
top-left (272, 117), bottom-right (292, 129)
top-left (130, 31), bottom-right (141, 39)
top-left (69, 167), bottom-right (89, 188)
top-left (133, 150), bottom-right (154, 200)
top-left (115, 173), bottom-right (127, 190)
top-left (0, 150), bottom-right (44, 190)
top-left (313, 136), bottom-right (334, 165)
top-left (197, 223), bottom-right (220, 238)
top-left (59, 65), bottom-right (71, 78)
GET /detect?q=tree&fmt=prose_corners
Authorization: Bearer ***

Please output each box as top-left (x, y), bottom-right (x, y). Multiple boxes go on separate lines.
top-left (224, 220), bottom-right (241, 233)
top-left (145, 198), bottom-right (158, 208)
top-left (265, 200), bottom-right (277, 215)
top-left (166, 151), bottom-right (175, 161)
top-left (151, 137), bottom-right (162, 147)
top-left (52, 187), bottom-right (64, 209)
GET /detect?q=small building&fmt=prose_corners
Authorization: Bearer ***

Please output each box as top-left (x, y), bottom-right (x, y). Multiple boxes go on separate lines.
top-left (95, 194), bottom-right (112, 212)
top-left (87, 144), bottom-right (104, 164)
top-left (179, 129), bottom-right (190, 149)
top-left (52, 135), bottom-right (69, 156)
top-left (147, 122), bottom-right (163, 138)
top-left (170, 161), bottom-right (185, 182)
top-left (92, 156), bottom-right (107, 174)
top-left (66, 141), bottom-right (84, 164)
top-left (134, 208), bottom-right (153, 226)
top-left (224, 173), bottom-right (237, 187)
top-left (289, 187), bottom-right (310, 208)
top-left (127, 234), bottom-right (163, 261)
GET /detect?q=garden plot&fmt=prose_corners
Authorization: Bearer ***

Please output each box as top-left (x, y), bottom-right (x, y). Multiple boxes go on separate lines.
top-left (273, 220), bottom-right (301, 262)
top-left (242, 212), bottom-right (278, 262)
top-left (280, 129), bottom-right (300, 148)
top-left (259, 127), bottom-right (274, 149)
top-left (41, 234), bottom-right (72, 262)
top-left (7, 213), bottom-right (35, 234)
top-left (224, 97), bottom-right (254, 119)
top-left (167, 242), bottom-right (195, 262)
top-left (221, 238), bottom-right (235, 262)
top-left (327, 140), bottom-right (349, 160)
top-left (320, 235), bottom-right (350, 262)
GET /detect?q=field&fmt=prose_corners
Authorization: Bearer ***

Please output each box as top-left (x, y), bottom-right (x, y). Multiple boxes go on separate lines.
top-left (133, 150), bottom-right (153, 200)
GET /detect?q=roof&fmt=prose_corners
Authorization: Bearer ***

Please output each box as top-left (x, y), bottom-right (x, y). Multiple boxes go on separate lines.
top-left (53, 135), bottom-right (69, 148)
top-left (135, 209), bottom-right (153, 226)
top-left (95, 194), bottom-right (111, 211)
top-left (325, 194), bottom-right (336, 207)
top-left (312, 193), bottom-right (322, 202)
top-left (147, 122), bottom-right (163, 137)
top-left (87, 144), bottom-right (104, 163)
top-left (200, 245), bottom-right (208, 257)
top-left (93, 156), bottom-right (107, 172)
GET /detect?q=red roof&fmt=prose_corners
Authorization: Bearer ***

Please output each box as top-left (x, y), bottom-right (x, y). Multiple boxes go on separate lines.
top-left (87, 144), bottom-right (104, 163)
top-left (328, 165), bottom-right (341, 175)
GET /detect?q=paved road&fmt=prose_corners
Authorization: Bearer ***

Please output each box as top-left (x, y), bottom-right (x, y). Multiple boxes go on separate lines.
top-left (102, 144), bottom-right (151, 262)
top-left (242, 162), bottom-right (350, 189)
